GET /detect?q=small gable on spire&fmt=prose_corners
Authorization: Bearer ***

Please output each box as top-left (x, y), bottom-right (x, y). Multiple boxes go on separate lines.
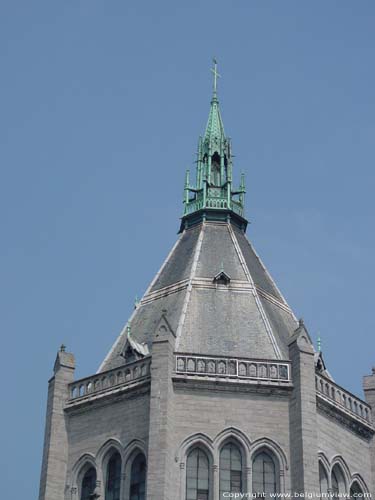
top-left (121, 325), bottom-right (149, 364)
top-left (153, 312), bottom-right (175, 343)
top-left (314, 350), bottom-right (334, 381)
top-left (213, 266), bottom-right (231, 285)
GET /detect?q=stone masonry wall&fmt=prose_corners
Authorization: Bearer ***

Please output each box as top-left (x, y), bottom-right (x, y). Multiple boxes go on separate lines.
top-left (65, 390), bottom-right (150, 495)
top-left (317, 411), bottom-right (372, 491)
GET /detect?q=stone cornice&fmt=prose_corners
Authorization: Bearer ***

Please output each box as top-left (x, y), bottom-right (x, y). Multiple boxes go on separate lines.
top-left (64, 380), bottom-right (150, 414)
top-left (172, 374), bottom-right (293, 395)
top-left (317, 397), bottom-right (375, 440)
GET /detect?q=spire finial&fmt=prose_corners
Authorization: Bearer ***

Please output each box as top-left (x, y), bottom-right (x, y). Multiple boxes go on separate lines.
top-left (60, 344), bottom-right (66, 352)
top-left (211, 58), bottom-right (221, 96)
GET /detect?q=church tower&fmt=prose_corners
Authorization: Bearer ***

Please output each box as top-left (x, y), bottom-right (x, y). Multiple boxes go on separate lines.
top-left (39, 62), bottom-right (375, 500)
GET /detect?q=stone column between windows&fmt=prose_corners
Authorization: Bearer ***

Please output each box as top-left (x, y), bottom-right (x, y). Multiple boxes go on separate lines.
top-left (179, 462), bottom-right (185, 500)
top-left (121, 472), bottom-right (127, 500)
top-left (280, 469), bottom-right (285, 493)
top-left (213, 464), bottom-right (219, 499)
top-left (245, 466), bottom-right (252, 496)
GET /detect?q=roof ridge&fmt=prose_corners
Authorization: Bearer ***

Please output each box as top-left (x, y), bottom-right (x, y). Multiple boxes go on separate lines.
top-left (228, 224), bottom-right (283, 360)
top-left (175, 223), bottom-right (206, 349)
top-left (244, 233), bottom-right (295, 317)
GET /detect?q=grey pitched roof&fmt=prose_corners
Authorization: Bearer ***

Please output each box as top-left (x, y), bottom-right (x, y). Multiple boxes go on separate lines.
top-left (99, 221), bottom-right (299, 372)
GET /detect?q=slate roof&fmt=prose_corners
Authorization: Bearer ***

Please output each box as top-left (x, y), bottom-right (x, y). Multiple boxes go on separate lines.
top-left (99, 221), bottom-right (299, 372)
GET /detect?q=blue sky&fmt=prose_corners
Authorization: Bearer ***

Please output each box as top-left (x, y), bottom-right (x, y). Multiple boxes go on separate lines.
top-left (1, 2), bottom-right (374, 498)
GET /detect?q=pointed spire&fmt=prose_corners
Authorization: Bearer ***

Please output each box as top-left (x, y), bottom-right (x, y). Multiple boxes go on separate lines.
top-left (204, 58), bottom-right (225, 143)
top-left (181, 60), bottom-right (248, 231)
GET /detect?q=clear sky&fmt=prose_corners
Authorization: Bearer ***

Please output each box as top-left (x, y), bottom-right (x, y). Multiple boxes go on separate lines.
top-left (1, 1), bottom-right (374, 498)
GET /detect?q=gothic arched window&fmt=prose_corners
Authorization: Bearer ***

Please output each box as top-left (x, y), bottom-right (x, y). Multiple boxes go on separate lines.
top-left (252, 450), bottom-right (279, 497)
top-left (105, 451), bottom-right (122, 500)
top-left (350, 481), bottom-right (363, 498)
top-left (186, 448), bottom-right (210, 500)
top-left (81, 467), bottom-right (96, 500)
top-left (332, 464), bottom-right (346, 495)
top-left (219, 442), bottom-right (242, 498)
top-left (130, 453), bottom-right (147, 500)
top-left (319, 463), bottom-right (328, 494)
top-left (211, 152), bottom-right (221, 186)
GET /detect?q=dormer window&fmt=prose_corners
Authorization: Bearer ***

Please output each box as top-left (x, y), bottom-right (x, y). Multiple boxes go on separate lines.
top-left (213, 270), bottom-right (231, 285)
top-left (121, 327), bottom-right (150, 365)
top-left (123, 345), bottom-right (136, 363)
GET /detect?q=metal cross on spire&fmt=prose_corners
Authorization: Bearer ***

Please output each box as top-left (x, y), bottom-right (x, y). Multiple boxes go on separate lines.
top-left (211, 58), bottom-right (221, 95)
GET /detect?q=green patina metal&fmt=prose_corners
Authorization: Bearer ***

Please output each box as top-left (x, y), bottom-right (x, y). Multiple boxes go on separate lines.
top-left (182, 59), bottom-right (246, 229)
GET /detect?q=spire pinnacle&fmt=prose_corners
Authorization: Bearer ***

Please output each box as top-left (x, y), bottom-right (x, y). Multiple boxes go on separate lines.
top-left (204, 59), bottom-right (225, 143)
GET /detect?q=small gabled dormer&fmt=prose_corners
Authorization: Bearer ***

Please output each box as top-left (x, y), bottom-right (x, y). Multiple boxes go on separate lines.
top-left (314, 350), bottom-right (334, 381)
top-left (213, 267), bottom-right (231, 286)
top-left (121, 325), bottom-right (149, 364)
top-left (123, 343), bottom-right (137, 363)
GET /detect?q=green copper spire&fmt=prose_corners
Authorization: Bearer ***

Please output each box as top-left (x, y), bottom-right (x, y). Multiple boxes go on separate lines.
top-left (204, 59), bottom-right (225, 143)
top-left (181, 59), bottom-right (247, 231)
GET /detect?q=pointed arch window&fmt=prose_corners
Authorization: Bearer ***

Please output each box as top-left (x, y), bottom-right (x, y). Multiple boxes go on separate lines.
top-left (350, 481), bottom-right (363, 498)
top-left (211, 152), bottom-right (221, 186)
top-left (186, 448), bottom-right (210, 500)
top-left (219, 442), bottom-right (242, 498)
top-left (319, 463), bottom-right (328, 494)
top-left (332, 465), bottom-right (346, 495)
top-left (105, 451), bottom-right (122, 500)
top-left (252, 450), bottom-right (279, 497)
top-left (130, 453), bottom-right (146, 500)
top-left (81, 467), bottom-right (97, 500)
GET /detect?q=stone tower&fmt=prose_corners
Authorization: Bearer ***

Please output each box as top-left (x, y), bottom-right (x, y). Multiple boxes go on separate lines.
top-left (39, 62), bottom-right (375, 500)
